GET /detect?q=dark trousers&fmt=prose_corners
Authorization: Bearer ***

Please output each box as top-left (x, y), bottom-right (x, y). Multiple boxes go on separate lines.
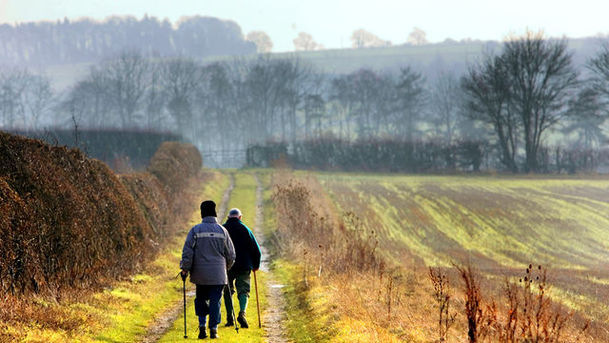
top-left (195, 284), bottom-right (224, 329)
top-left (223, 269), bottom-right (251, 319)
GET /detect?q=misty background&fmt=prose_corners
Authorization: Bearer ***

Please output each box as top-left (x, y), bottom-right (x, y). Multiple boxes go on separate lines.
top-left (1, 5), bottom-right (609, 172)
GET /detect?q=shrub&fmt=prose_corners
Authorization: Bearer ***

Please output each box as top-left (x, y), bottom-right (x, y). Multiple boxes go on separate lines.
top-left (0, 132), bottom-right (153, 294)
top-left (147, 141), bottom-right (202, 195)
top-left (0, 132), bottom-right (202, 296)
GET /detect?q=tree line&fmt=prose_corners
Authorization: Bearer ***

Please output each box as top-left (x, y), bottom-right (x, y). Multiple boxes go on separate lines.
top-left (2, 32), bottom-right (609, 172)
top-left (0, 15), bottom-right (255, 66)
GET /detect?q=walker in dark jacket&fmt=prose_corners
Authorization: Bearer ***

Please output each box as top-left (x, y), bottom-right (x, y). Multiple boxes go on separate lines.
top-left (222, 208), bottom-right (262, 328)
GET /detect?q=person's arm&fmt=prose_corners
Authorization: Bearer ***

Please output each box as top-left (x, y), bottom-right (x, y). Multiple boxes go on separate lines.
top-left (249, 230), bottom-right (262, 271)
top-left (180, 228), bottom-right (195, 274)
top-left (224, 229), bottom-right (236, 270)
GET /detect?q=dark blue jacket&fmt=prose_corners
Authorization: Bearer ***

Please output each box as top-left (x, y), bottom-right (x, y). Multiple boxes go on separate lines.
top-left (223, 217), bottom-right (261, 272)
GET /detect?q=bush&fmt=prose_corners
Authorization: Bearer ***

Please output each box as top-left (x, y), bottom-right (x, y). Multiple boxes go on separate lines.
top-left (147, 141), bottom-right (202, 195)
top-left (119, 173), bottom-right (169, 240)
top-left (0, 132), bottom-right (202, 296)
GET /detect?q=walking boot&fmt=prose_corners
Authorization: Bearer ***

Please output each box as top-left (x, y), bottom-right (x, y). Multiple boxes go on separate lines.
top-left (237, 311), bottom-right (249, 328)
top-left (224, 314), bottom-right (234, 327)
top-left (198, 326), bottom-right (207, 339)
top-left (209, 328), bottom-right (218, 339)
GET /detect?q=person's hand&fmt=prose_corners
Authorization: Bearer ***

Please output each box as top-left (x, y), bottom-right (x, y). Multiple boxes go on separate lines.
top-left (253, 268), bottom-right (259, 272)
top-left (180, 269), bottom-right (188, 281)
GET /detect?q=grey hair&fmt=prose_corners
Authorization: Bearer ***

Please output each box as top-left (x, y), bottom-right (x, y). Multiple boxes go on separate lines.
top-left (228, 208), bottom-right (242, 217)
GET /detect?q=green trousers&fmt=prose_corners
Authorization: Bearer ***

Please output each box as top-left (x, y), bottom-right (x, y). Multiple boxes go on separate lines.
top-left (224, 269), bottom-right (251, 318)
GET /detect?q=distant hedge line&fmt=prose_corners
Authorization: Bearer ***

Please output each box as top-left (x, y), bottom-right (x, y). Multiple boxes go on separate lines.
top-left (0, 132), bottom-right (202, 295)
top-left (247, 139), bottom-right (486, 172)
top-left (10, 129), bottom-right (183, 170)
top-left (247, 139), bottom-right (609, 173)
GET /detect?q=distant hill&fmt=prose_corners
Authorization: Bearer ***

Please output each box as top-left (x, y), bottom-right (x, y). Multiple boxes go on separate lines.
top-left (0, 15), bottom-right (256, 66)
top-left (271, 36), bottom-right (605, 77)
top-left (47, 37), bottom-right (608, 91)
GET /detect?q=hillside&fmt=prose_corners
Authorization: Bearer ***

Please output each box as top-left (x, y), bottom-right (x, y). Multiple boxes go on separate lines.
top-left (42, 35), bottom-right (605, 91)
top-left (277, 36), bottom-right (602, 75)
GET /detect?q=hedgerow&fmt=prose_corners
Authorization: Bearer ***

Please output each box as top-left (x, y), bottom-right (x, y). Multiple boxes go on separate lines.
top-left (0, 132), bottom-right (202, 296)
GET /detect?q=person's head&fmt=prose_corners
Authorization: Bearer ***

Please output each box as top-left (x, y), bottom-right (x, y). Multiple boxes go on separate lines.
top-left (200, 200), bottom-right (217, 219)
top-left (228, 208), bottom-right (242, 220)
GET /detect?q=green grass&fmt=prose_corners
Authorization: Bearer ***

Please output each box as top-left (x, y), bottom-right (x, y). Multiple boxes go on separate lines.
top-left (317, 173), bottom-right (609, 269)
top-left (314, 172), bottom-right (609, 325)
top-left (254, 170), bottom-right (276, 239)
top-left (271, 259), bottom-right (335, 343)
top-left (159, 171), bottom-right (268, 343)
top-left (89, 170), bottom-right (230, 342)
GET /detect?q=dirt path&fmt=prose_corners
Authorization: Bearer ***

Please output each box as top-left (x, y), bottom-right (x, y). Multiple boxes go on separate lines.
top-left (140, 173), bottom-right (235, 343)
top-left (254, 174), bottom-right (292, 343)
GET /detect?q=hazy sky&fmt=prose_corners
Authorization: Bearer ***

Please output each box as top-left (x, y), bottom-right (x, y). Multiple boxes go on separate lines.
top-left (1, 0), bottom-right (608, 52)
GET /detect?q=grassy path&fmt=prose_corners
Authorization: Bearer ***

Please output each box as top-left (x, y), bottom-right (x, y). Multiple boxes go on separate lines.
top-left (76, 170), bottom-right (230, 343)
top-left (158, 171), bottom-right (269, 342)
top-left (139, 172), bottom-right (235, 342)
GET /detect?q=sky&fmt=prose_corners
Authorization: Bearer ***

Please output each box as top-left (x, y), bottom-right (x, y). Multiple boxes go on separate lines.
top-left (1, 0), bottom-right (608, 52)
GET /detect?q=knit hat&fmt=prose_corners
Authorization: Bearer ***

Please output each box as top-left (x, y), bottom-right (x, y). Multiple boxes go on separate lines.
top-left (200, 200), bottom-right (217, 218)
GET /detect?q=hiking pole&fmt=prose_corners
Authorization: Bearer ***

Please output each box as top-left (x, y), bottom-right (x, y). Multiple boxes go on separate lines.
top-left (225, 284), bottom-right (239, 334)
top-left (253, 270), bottom-right (262, 328)
top-left (182, 274), bottom-right (188, 339)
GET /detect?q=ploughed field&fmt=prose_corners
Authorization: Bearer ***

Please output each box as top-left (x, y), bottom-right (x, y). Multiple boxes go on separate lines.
top-left (317, 173), bottom-right (609, 323)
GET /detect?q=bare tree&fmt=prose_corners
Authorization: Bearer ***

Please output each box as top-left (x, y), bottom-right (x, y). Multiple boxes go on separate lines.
top-left (58, 72), bottom-right (106, 129)
top-left (23, 75), bottom-right (54, 130)
top-left (0, 69), bottom-right (29, 128)
top-left (564, 87), bottom-right (607, 149)
top-left (587, 43), bottom-right (609, 101)
top-left (502, 32), bottom-right (578, 172)
top-left (293, 32), bottom-right (320, 51)
top-left (394, 67), bottom-right (426, 140)
top-left (350, 29), bottom-right (391, 48)
top-left (407, 27), bottom-right (428, 45)
top-left (462, 54), bottom-right (519, 172)
top-left (102, 50), bottom-right (150, 128)
top-left (160, 58), bottom-right (199, 139)
top-left (144, 62), bottom-right (167, 130)
top-left (198, 62), bottom-right (237, 151)
top-left (246, 31), bottom-right (273, 53)
top-left (330, 68), bottom-right (396, 138)
top-left (329, 76), bottom-right (357, 140)
top-left (430, 71), bottom-right (462, 144)
top-left (574, 42), bottom-right (609, 148)
top-left (463, 32), bottom-right (578, 172)
top-left (304, 93), bottom-right (325, 139)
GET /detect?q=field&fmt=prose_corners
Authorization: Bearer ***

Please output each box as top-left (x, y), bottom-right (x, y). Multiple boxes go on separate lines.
top-left (4, 164), bottom-right (609, 342)
top-left (312, 172), bottom-right (609, 339)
